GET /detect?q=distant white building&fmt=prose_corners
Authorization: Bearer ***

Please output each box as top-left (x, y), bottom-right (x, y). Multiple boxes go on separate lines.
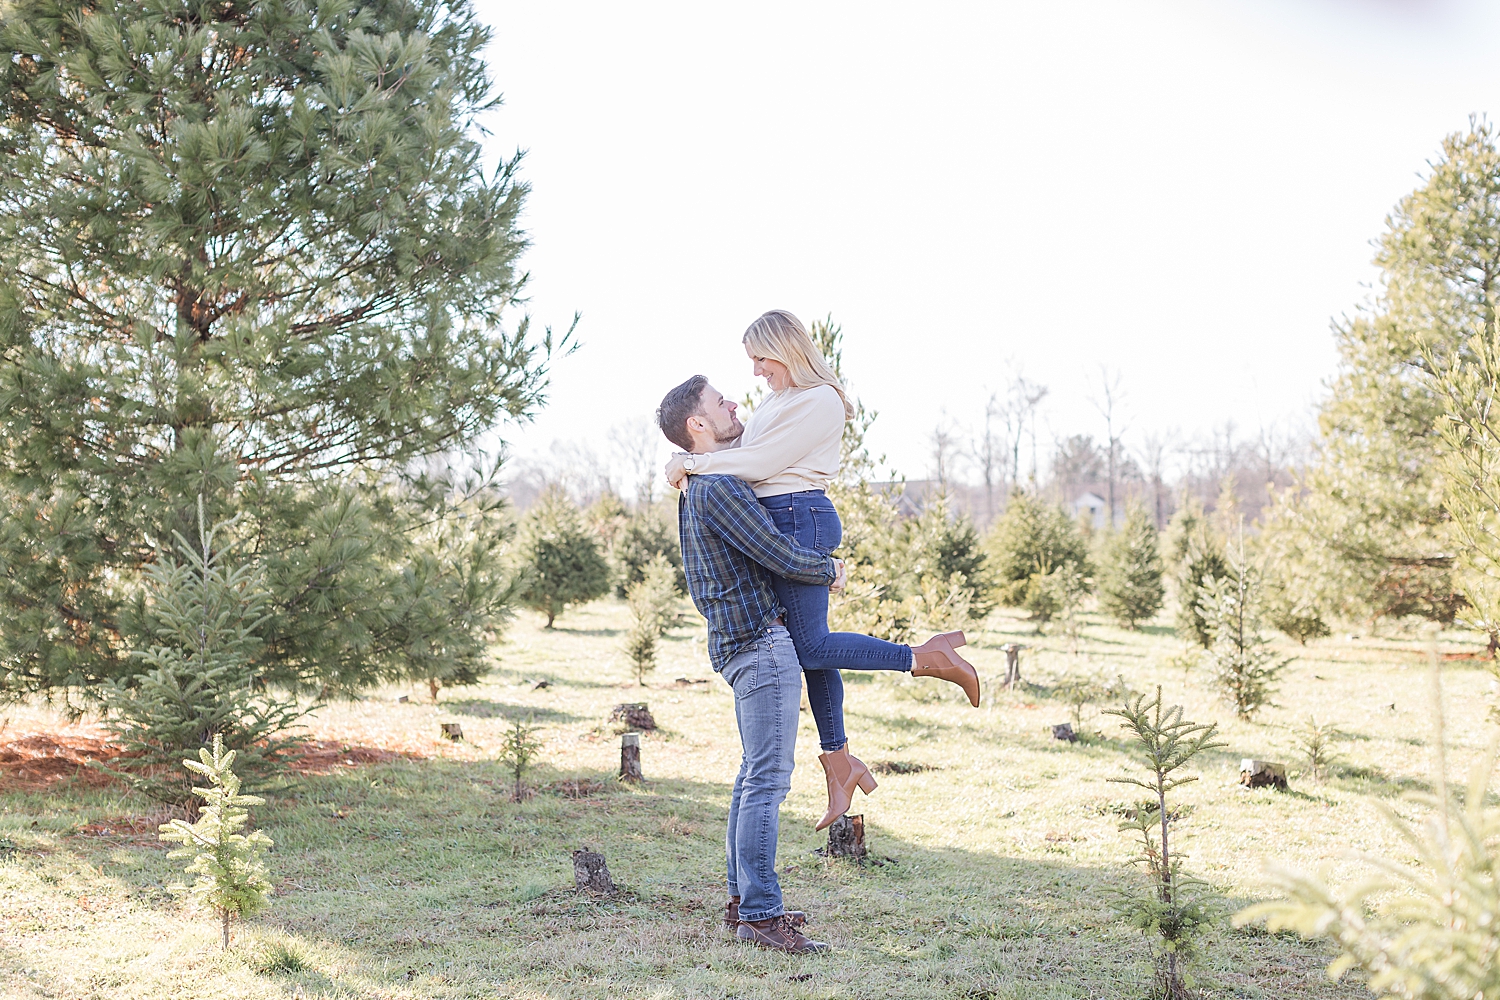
top-left (1073, 492), bottom-right (1107, 529)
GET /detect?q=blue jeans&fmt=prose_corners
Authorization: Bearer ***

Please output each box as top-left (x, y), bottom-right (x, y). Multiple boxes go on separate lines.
top-left (758, 491), bottom-right (911, 752)
top-left (722, 625), bottom-right (800, 921)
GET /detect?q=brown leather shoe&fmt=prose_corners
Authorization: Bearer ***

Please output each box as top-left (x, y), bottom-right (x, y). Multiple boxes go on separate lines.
top-left (737, 914), bottom-right (830, 953)
top-left (910, 630), bottom-right (981, 707)
top-left (816, 743), bottom-right (877, 831)
top-left (725, 898), bottom-right (805, 930)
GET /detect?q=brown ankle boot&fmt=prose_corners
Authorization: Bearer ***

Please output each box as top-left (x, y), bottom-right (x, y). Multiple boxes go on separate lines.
top-left (737, 914), bottom-right (831, 953)
top-left (910, 630), bottom-right (981, 707)
top-left (725, 897), bottom-right (805, 929)
top-left (816, 743), bottom-right (877, 832)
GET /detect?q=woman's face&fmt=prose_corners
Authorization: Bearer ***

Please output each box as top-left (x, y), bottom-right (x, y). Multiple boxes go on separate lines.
top-left (747, 345), bottom-right (793, 391)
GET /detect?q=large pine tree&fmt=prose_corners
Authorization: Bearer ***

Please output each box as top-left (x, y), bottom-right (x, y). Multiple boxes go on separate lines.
top-left (0, 0), bottom-right (554, 698)
top-left (1262, 121), bottom-right (1499, 627)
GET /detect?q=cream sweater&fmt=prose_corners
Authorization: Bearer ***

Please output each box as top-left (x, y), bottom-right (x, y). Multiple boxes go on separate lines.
top-left (689, 384), bottom-right (844, 497)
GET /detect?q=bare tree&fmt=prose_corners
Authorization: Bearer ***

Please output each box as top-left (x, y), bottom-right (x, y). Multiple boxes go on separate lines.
top-left (609, 417), bottom-right (664, 506)
top-left (973, 392), bottom-right (1003, 524)
top-left (1001, 372), bottom-right (1048, 491)
top-left (1137, 432), bottom-right (1176, 529)
top-left (1091, 367), bottom-right (1128, 529)
top-left (930, 416), bottom-right (962, 493)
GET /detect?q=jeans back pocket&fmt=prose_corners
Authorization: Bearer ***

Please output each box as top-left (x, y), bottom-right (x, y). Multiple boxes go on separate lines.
top-left (809, 506), bottom-right (842, 553)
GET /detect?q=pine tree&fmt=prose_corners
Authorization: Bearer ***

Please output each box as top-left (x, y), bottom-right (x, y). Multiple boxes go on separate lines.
top-left (1424, 324), bottom-right (1500, 654)
top-left (1259, 121), bottom-right (1500, 628)
top-left (612, 502), bottom-right (685, 598)
top-left (518, 487), bottom-right (610, 628)
top-left (1099, 504), bottom-right (1166, 629)
top-left (0, 0), bottom-right (555, 702)
top-left (498, 716), bottom-right (543, 802)
top-left (99, 499), bottom-right (305, 809)
top-left (158, 734), bottom-right (274, 950)
top-left (1238, 667), bottom-right (1500, 999)
top-left (1105, 687), bottom-right (1225, 999)
top-left (986, 491), bottom-right (1092, 623)
top-left (1198, 531), bottom-right (1290, 719)
top-left (1165, 497), bottom-right (1229, 649)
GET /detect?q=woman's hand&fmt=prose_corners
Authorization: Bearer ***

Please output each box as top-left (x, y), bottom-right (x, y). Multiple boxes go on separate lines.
top-left (664, 453), bottom-right (690, 491)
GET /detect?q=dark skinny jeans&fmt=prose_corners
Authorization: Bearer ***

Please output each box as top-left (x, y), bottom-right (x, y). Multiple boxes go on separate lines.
top-left (758, 490), bottom-right (911, 752)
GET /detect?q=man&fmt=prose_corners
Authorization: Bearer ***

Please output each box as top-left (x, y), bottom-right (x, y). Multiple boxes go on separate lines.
top-left (656, 375), bottom-right (844, 955)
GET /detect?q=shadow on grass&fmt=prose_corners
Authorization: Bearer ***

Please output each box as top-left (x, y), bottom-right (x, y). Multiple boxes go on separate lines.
top-left (547, 626), bottom-right (624, 638)
top-left (7, 754), bottom-right (1362, 1000)
top-left (443, 699), bottom-right (583, 723)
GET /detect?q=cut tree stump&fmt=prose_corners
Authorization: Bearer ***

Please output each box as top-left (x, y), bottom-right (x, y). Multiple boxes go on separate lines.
top-left (572, 850), bottom-right (616, 893)
top-left (824, 814), bottom-right (867, 860)
top-left (1239, 759), bottom-right (1288, 790)
top-left (1051, 723), bottom-right (1077, 742)
top-left (619, 732), bottom-right (644, 782)
top-left (1002, 644), bottom-right (1026, 690)
top-left (439, 723), bottom-right (463, 741)
top-left (609, 703), bottom-right (656, 731)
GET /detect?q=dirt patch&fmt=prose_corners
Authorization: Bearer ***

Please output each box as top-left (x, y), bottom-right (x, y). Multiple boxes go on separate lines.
top-left (288, 739), bottom-right (424, 775)
top-left (0, 731), bottom-right (425, 789)
top-left (870, 760), bottom-right (936, 775)
top-left (0, 732), bottom-right (127, 790)
top-left (73, 810), bottom-right (178, 846)
top-left (542, 778), bottom-right (612, 798)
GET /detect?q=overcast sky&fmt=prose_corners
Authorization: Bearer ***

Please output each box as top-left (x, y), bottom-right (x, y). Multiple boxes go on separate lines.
top-left (471, 0), bottom-right (1500, 485)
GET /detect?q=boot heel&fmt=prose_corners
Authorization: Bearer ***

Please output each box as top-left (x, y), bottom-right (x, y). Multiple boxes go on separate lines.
top-left (944, 630), bottom-right (967, 648)
top-left (857, 771), bottom-right (878, 795)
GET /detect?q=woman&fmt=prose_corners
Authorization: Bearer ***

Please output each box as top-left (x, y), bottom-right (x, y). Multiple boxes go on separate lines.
top-left (665, 310), bottom-right (979, 830)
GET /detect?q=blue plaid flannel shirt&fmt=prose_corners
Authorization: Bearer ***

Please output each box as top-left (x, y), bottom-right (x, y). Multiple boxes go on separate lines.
top-left (678, 474), bottom-right (838, 672)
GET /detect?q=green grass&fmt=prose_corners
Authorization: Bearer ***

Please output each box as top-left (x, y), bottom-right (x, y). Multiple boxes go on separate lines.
top-left (1, 599), bottom-right (1495, 998)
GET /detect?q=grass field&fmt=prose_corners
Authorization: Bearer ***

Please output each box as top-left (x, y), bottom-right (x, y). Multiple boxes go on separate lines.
top-left (1, 598), bottom-right (1494, 999)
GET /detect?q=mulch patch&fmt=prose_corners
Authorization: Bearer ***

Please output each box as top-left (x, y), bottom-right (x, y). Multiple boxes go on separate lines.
top-left (0, 732), bottom-right (426, 789)
top-left (73, 810), bottom-right (178, 846)
top-left (0, 732), bottom-right (127, 791)
top-left (287, 739), bottom-right (424, 775)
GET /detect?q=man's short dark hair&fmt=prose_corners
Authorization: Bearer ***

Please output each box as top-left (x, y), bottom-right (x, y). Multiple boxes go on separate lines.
top-left (657, 375), bottom-right (709, 452)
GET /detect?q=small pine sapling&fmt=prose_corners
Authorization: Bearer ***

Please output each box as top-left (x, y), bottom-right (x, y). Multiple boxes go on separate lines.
top-left (1294, 717), bottom-right (1342, 783)
top-left (637, 553), bottom-right (684, 637)
top-left (100, 498), bottom-right (307, 809)
top-left (623, 555), bottom-right (678, 685)
top-left (1238, 658), bottom-right (1500, 999)
top-left (1105, 686), bottom-right (1226, 999)
top-left (1055, 669), bottom-right (1123, 731)
top-left (158, 734), bottom-right (274, 950)
top-left (499, 716), bottom-right (544, 801)
top-left (1197, 527), bottom-right (1290, 719)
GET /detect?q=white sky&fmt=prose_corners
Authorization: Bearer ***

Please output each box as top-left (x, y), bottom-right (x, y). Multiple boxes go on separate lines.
top-left (472, 0), bottom-right (1500, 484)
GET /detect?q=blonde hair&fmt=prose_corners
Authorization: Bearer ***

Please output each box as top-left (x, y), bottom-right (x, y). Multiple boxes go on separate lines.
top-left (742, 310), bottom-right (855, 419)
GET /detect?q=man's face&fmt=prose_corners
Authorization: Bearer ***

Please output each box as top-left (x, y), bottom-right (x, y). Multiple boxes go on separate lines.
top-left (692, 384), bottom-right (743, 447)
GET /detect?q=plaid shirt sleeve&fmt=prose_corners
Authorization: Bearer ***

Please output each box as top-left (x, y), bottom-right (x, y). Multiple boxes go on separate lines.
top-left (699, 477), bottom-right (837, 585)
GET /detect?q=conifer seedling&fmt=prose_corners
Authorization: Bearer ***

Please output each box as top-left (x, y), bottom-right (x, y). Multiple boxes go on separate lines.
top-left (1105, 686), bottom-right (1226, 999)
top-left (499, 717), bottom-right (544, 802)
top-left (158, 735), bottom-right (274, 949)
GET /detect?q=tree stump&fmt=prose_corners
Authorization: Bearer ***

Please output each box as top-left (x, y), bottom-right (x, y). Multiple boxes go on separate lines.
top-left (825, 814), bottom-right (867, 860)
top-left (619, 732), bottom-right (644, 782)
top-left (1239, 759), bottom-right (1288, 790)
top-left (572, 850), bottom-right (616, 893)
top-left (1051, 722), bottom-right (1077, 742)
top-left (609, 703), bottom-right (656, 731)
top-left (440, 723), bottom-right (463, 741)
top-left (1002, 644), bottom-right (1025, 690)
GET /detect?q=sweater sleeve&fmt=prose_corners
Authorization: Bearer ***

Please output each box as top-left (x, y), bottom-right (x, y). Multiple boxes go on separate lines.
top-left (688, 386), bottom-right (843, 486)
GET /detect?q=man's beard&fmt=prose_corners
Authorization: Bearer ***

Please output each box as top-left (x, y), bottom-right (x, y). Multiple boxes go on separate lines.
top-left (715, 424), bottom-right (743, 445)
